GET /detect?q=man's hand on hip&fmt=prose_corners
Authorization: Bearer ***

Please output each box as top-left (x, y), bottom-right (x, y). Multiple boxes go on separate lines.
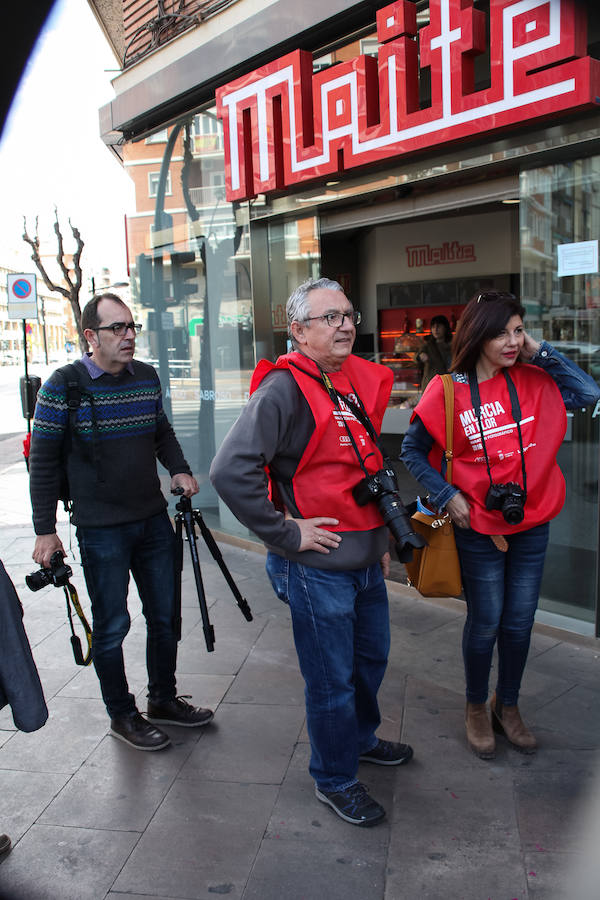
top-left (33, 534), bottom-right (65, 568)
top-left (293, 517), bottom-right (342, 554)
top-left (171, 473), bottom-right (199, 498)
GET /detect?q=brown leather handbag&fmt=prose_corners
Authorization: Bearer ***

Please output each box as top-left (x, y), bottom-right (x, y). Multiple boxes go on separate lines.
top-left (404, 374), bottom-right (462, 598)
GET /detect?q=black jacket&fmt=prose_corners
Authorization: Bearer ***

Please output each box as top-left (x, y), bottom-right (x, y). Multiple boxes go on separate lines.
top-left (0, 560), bottom-right (48, 732)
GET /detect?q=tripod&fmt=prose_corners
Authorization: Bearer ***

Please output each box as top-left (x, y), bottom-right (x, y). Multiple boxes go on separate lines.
top-left (173, 489), bottom-right (253, 652)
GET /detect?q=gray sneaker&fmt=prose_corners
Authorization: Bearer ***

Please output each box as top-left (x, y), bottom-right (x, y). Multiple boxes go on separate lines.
top-left (359, 739), bottom-right (414, 766)
top-left (315, 782), bottom-right (386, 826)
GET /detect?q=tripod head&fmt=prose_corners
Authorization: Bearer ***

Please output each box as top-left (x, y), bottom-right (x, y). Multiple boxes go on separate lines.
top-left (172, 485), bottom-right (192, 514)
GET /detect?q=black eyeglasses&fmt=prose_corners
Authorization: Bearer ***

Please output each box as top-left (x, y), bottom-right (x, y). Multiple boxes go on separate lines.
top-left (476, 291), bottom-right (517, 304)
top-left (303, 311), bottom-right (362, 327)
top-left (95, 321), bottom-right (143, 336)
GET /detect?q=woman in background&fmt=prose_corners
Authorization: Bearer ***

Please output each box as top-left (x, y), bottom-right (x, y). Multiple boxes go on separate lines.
top-left (417, 315), bottom-right (452, 390)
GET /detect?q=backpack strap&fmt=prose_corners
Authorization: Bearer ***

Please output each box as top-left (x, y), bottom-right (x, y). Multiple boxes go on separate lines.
top-left (56, 361), bottom-right (104, 488)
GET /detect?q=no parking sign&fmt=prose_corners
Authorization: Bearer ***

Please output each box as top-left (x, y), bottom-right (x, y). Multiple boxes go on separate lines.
top-left (7, 273), bottom-right (38, 320)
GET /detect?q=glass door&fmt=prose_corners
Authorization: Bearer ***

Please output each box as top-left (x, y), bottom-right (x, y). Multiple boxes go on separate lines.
top-left (520, 157), bottom-right (600, 631)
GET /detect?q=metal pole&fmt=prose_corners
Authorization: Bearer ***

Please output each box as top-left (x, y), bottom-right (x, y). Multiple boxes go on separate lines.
top-left (22, 318), bottom-right (31, 435)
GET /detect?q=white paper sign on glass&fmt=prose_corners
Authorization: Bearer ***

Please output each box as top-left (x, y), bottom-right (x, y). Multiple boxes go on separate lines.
top-left (557, 241), bottom-right (599, 278)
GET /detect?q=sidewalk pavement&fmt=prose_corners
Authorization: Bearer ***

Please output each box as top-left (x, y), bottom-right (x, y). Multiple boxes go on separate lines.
top-left (1, 434), bottom-right (600, 900)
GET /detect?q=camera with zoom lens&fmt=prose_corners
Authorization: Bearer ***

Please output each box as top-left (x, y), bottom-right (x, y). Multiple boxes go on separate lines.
top-left (352, 466), bottom-right (426, 563)
top-left (26, 551), bottom-right (72, 592)
top-left (485, 482), bottom-right (526, 525)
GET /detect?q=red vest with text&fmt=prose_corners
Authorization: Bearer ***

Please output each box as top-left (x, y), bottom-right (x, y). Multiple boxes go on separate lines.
top-left (251, 352), bottom-right (394, 531)
top-left (413, 366), bottom-right (566, 534)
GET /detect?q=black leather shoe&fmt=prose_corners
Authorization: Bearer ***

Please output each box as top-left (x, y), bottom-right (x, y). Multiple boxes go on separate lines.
top-left (0, 833), bottom-right (11, 860)
top-left (110, 712), bottom-right (171, 750)
top-left (146, 695), bottom-right (214, 728)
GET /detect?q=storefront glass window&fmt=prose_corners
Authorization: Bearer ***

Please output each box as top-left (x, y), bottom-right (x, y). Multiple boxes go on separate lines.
top-left (124, 109), bottom-right (252, 532)
top-left (521, 157), bottom-right (600, 629)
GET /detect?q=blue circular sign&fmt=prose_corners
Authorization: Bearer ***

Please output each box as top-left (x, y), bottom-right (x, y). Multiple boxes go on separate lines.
top-left (13, 278), bottom-right (32, 298)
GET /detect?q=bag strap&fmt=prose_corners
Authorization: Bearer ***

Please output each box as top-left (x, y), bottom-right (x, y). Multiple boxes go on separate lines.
top-left (440, 374), bottom-right (454, 484)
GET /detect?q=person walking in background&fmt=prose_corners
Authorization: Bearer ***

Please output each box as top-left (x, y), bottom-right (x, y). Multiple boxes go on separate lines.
top-left (28, 293), bottom-right (214, 751)
top-left (417, 314), bottom-right (453, 391)
top-left (401, 291), bottom-right (600, 759)
top-left (210, 277), bottom-right (413, 827)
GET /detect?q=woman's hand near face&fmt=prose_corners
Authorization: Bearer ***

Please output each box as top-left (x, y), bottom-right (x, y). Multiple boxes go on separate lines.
top-left (446, 491), bottom-right (471, 529)
top-left (519, 330), bottom-right (541, 362)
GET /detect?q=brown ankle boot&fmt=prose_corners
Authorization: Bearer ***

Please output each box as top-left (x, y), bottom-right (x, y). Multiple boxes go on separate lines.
top-left (465, 702), bottom-right (495, 759)
top-left (490, 694), bottom-right (537, 754)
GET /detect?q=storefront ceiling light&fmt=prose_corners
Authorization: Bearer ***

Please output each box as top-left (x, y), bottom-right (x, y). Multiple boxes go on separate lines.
top-left (502, 198), bottom-right (520, 204)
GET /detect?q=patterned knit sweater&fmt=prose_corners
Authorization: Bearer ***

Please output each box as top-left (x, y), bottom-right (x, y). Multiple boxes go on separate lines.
top-left (29, 359), bottom-right (192, 534)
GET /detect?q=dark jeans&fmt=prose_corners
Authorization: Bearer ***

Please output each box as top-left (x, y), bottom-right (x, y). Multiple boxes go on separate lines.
top-left (77, 511), bottom-right (178, 718)
top-left (454, 522), bottom-right (550, 706)
top-left (266, 553), bottom-right (390, 793)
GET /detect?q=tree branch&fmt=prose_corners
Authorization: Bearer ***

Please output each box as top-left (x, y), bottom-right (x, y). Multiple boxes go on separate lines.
top-left (22, 215), bottom-right (69, 299)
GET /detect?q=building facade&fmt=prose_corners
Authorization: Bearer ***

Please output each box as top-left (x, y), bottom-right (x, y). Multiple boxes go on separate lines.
top-left (94, 0), bottom-right (600, 636)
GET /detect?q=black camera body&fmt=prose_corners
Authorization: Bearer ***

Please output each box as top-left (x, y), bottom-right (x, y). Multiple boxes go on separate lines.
top-left (352, 466), bottom-right (425, 563)
top-left (485, 482), bottom-right (526, 525)
top-left (26, 551), bottom-right (72, 592)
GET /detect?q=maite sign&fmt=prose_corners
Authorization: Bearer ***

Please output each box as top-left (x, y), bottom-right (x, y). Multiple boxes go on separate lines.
top-left (216, 0), bottom-right (600, 202)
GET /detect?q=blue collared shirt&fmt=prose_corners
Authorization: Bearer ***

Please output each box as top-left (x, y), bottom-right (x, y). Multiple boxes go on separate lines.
top-left (80, 352), bottom-right (135, 379)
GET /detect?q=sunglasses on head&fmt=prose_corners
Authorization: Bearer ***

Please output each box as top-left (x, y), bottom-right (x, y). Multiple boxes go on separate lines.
top-left (476, 291), bottom-right (517, 304)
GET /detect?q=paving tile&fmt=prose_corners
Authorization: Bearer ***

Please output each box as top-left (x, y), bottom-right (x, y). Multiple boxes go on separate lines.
top-left (112, 780), bottom-right (278, 899)
top-left (527, 641), bottom-right (600, 689)
top-left (175, 619), bottom-right (264, 677)
top-left (38, 732), bottom-right (198, 831)
top-left (178, 702), bottom-right (305, 784)
top-left (399, 704), bottom-right (508, 790)
top-left (0, 770), bottom-right (69, 842)
top-left (0, 697), bottom-right (108, 774)
top-left (386, 783), bottom-right (527, 900)
top-left (0, 823), bottom-right (139, 900)
top-left (223, 621), bottom-right (305, 706)
top-left (523, 850), bottom-right (585, 899)
top-left (527, 684), bottom-right (600, 748)
top-left (243, 837), bottom-right (386, 900)
top-left (514, 768), bottom-right (597, 853)
top-left (404, 675), bottom-right (465, 710)
top-left (388, 593), bottom-right (463, 635)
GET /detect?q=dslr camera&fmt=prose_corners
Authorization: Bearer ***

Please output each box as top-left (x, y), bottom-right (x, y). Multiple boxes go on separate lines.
top-left (485, 482), bottom-right (526, 525)
top-left (26, 551), bottom-right (72, 592)
top-left (352, 465), bottom-right (425, 563)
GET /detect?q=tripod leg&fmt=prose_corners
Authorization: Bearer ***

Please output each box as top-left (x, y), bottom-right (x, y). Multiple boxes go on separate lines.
top-left (173, 515), bottom-right (183, 641)
top-left (193, 511), bottom-right (253, 622)
top-left (181, 509), bottom-right (215, 652)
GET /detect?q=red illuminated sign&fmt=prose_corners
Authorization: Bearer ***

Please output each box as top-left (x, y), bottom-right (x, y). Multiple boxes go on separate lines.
top-left (216, 0), bottom-right (599, 201)
top-left (406, 241), bottom-right (476, 267)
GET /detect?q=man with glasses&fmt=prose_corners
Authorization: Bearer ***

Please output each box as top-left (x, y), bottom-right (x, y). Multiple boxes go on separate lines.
top-left (210, 277), bottom-right (413, 827)
top-left (29, 293), bottom-right (213, 750)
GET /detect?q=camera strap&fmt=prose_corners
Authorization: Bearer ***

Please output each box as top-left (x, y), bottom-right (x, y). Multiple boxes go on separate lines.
top-left (63, 581), bottom-right (93, 666)
top-left (468, 370), bottom-right (527, 498)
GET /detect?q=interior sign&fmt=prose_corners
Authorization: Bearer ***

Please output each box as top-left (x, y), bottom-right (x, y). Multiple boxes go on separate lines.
top-left (217, 0), bottom-right (599, 201)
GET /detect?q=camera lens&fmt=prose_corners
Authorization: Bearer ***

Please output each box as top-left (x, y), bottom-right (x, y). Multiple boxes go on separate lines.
top-left (502, 500), bottom-right (525, 525)
top-left (25, 569), bottom-right (51, 592)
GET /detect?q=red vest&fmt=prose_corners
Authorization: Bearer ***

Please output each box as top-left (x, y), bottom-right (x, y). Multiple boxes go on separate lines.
top-left (414, 365), bottom-right (566, 534)
top-left (251, 352), bottom-right (394, 532)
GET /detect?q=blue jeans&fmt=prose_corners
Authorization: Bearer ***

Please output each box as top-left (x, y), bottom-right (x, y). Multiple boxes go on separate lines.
top-left (77, 511), bottom-right (178, 718)
top-left (454, 523), bottom-right (549, 706)
top-left (266, 552), bottom-right (390, 793)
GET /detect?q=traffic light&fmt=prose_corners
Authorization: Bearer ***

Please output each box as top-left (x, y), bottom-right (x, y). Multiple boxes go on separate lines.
top-left (170, 251), bottom-right (197, 303)
top-left (136, 253), bottom-right (154, 307)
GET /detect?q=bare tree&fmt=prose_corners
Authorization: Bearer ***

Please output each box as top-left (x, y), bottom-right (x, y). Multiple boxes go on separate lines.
top-left (22, 208), bottom-right (87, 353)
